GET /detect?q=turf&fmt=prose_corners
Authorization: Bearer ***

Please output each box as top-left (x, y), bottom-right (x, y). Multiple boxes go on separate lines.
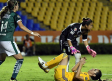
top-left (0, 54), bottom-right (112, 81)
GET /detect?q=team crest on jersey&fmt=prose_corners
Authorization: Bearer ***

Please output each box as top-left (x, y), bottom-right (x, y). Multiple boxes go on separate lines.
top-left (74, 28), bottom-right (77, 31)
top-left (17, 15), bottom-right (20, 18)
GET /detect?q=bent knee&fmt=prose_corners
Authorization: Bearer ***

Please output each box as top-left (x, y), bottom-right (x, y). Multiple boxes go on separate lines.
top-left (62, 53), bottom-right (68, 59)
top-left (75, 53), bottom-right (81, 59)
top-left (13, 53), bottom-right (24, 60)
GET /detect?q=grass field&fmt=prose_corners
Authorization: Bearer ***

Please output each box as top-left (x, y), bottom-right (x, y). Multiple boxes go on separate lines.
top-left (0, 54), bottom-right (112, 81)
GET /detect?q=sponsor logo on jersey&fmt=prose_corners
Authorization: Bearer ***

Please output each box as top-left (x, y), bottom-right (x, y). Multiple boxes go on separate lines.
top-left (70, 29), bottom-right (75, 35)
top-left (74, 28), bottom-right (77, 31)
top-left (17, 15), bottom-right (20, 18)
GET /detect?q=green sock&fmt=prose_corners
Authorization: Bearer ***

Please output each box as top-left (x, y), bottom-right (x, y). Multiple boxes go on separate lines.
top-left (11, 59), bottom-right (24, 79)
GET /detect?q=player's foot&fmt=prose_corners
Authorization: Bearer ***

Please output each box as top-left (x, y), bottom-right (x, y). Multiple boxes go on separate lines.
top-left (38, 57), bottom-right (50, 73)
top-left (10, 79), bottom-right (17, 81)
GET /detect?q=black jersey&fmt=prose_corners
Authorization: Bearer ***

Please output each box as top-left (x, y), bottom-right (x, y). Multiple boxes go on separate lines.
top-left (60, 23), bottom-right (87, 44)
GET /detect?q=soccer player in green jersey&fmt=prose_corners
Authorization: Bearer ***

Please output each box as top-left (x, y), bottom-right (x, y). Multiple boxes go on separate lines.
top-left (0, 0), bottom-right (40, 81)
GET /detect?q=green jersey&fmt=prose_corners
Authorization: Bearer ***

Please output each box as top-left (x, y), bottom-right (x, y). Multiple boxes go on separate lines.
top-left (0, 11), bottom-right (21, 41)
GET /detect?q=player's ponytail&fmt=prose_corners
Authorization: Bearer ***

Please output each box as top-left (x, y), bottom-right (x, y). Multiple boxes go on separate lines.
top-left (0, 0), bottom-right (18, 19)
top-left (0, 6), bottom-right (9, 19)
top-left (91, 70), bottom-right (102, 81)
top-left (81, 18), bottom-right (93, 26)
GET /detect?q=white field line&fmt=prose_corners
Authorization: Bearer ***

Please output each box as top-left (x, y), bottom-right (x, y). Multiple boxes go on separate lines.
top-left (103, 74), bottom-right (112, 75)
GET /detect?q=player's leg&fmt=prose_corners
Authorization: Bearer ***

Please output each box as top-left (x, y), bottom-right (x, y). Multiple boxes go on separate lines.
top-left (64, 46), bottom-right (71, 72)
top-left (73, 42), bottom-right (81, 65)
top-left (38, 53), bottom-right (68, 72)
top-left (0, 42), bottom-right (6, 65)
top-left (11, 42), bottom-right (24, 81)
top-left (59, 55), bottom-right (68, 65)
top-left (11, 53), bottom-right (23, 80)
top-left (54, 56), bottom-right (68, 81)
top-left (59, 40), bottom-right (71, 72)
top-left (0, 53), bottom-right (7, 65)
top-left (66, 55), bottom-right (70, 72)
top-left (74, 53), bottom-right (81, 64)
top-left (1, 41), bottom-right (24, 81)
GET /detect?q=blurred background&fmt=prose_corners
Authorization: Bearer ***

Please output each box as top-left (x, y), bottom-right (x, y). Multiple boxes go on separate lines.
top-left (0, 0), bottom-right (112, 55)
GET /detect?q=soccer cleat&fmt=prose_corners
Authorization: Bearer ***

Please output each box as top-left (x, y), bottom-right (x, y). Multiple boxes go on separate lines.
top-left (38, 57), bottom-right (50, 73)
top-left (10, 79), bottom-right (17, 81)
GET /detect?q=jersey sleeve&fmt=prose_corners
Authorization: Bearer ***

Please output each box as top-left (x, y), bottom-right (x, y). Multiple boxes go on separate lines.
top-left (80, 72), bottom-right (90, 81)
top-left (82, 34), bottom-right (87, 41)
top-left (14, 14), bottom-right (22, 23)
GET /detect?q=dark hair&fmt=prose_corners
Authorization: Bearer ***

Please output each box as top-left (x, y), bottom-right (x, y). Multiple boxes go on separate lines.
top-left (81, 18), bottom-right (93, 26)
top-left (91, 70), bottom-right (102, 81)
top-left (0, 0), bottom-right (18, 19)
top-left (26, 34), bottom-right (29, 39)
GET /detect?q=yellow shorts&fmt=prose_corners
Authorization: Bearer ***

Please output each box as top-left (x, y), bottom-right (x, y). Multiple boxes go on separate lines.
top-left (54, 65), bottom-right (74, 81)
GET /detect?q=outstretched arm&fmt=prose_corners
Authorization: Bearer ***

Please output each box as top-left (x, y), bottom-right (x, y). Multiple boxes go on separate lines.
top-left (83, 40), bottom-right (88, 47)
top-left (72, 61), bottom-right (80, 72)
top-left (83, 40), bottom-right (97, 58)
top-left (73, 58), bottom-right (86, 81)
top-left (18, 21), bottom-right (40, 37)
top-left (67, 40), bottom-right (80, 54)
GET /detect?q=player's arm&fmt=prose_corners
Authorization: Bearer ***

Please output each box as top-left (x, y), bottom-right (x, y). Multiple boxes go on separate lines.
top-left (18, 21), bottom-right (40, 37)
top-left (82, 34), bottom-right (88, 46)
top-left (83, 40), bottom-right (88, 47)
top-left (67, 31), bottom-right (80, 54)
top-left (72, 61), bottom-right (80, 72)
top-left (82, 34), bottom-right (96, 57)
top-left (67, 39), bottom-right (72, 47)
top-left (72, 57), bottom-right (86, 72)
top-left (74, 58), bottom-right (86, 81)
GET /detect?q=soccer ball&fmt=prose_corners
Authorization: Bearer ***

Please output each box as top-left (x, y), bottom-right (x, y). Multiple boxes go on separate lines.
top-left (21, 52), bottom-right (26, 56)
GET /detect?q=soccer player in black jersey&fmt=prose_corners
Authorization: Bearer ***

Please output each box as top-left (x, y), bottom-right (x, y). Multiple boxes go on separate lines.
top-left (59, 18), bottom-right (97, 72)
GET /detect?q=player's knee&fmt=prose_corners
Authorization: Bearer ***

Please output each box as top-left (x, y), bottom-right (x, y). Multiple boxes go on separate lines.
top-left (62, 53), bottom-right (68, 59)
top-left (75, 53), bottom-right (81, 59)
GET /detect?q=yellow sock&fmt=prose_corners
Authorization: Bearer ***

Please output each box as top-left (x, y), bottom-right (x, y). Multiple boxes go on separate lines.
top-left (45, 53), bottom-right (67, 69)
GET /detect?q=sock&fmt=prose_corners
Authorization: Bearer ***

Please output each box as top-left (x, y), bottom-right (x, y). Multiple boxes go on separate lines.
top-left (74, 53), bottom-right (81, 64)
top-left (45, 53), bottom-right (67, 69)
top-left (0, 60), bottom-right (4, 65)
top-left (74, 53), bottom-right (81, 71)
top-left (11, 59), bottom-right (24, 80)
top-left (66, 55), bottom-right (70, 72)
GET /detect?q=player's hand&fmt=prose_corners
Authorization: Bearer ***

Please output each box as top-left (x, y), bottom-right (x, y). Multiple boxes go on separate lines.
top-left (86, 45), bottom-right (97, 58)
top-left (81, 57), bottom-right (87, 60)
top-left (80, 58), bottom-right (86, 65)
top-left (32, 32), bottom-right (41, 37)
top-left (90, 49), bottom-right (97, 58)
top-left (70, 46), bottom-right (80, 54)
